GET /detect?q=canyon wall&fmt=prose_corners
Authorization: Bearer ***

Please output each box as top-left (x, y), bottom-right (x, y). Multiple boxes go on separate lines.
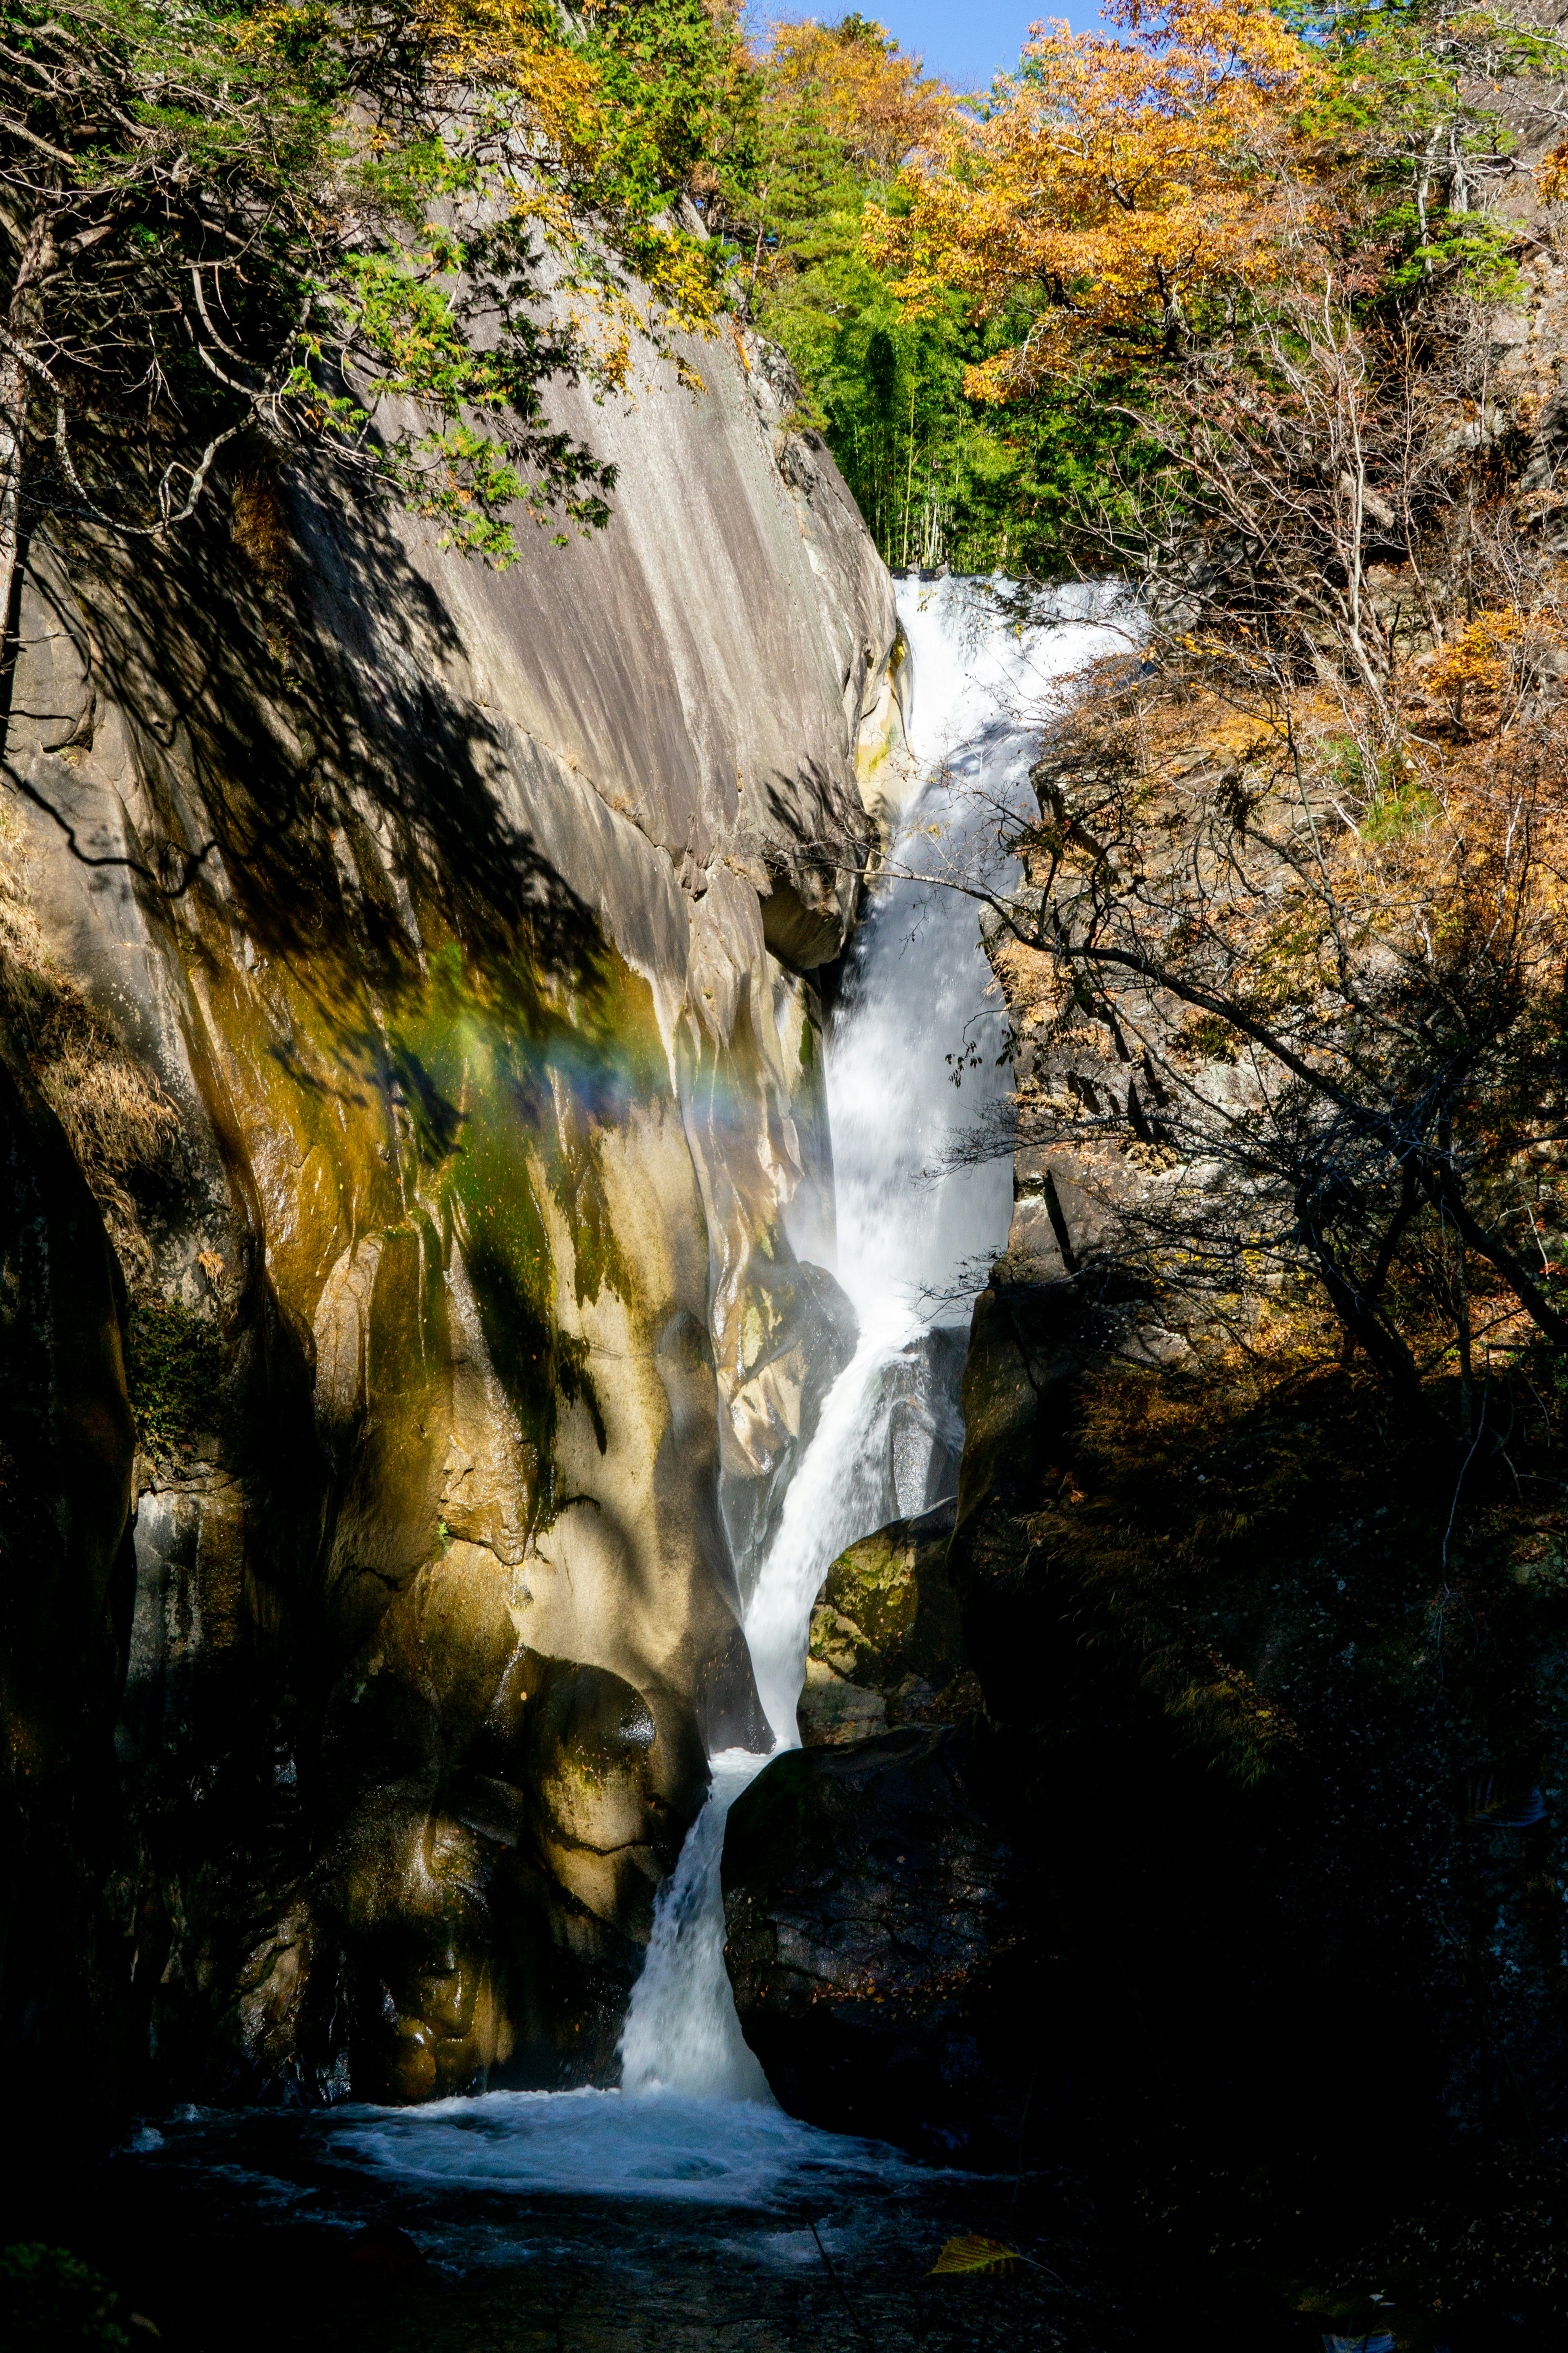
top-left (0, 316), bottom-right (904, 2112)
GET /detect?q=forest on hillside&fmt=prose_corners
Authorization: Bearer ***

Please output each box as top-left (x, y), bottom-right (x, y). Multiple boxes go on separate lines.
top-left (9, 0), bottom-right (1568, 1447)
top-left (9, 0), bottom-right (1559, 585)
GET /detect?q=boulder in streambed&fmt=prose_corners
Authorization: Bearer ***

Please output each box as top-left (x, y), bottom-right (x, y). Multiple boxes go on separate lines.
top-left (797, 1495), bottom-right (981, 1746)
top-left (719, 1725), bottom-right (1036, 2162)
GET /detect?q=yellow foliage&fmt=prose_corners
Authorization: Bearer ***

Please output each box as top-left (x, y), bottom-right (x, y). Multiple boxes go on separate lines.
top-left (763, 17), bottom-right (951, 175)
top-left (929, 2236), bottom-right (1020, 2276)
top-left (1426, 605), bottom-right (1563, 719)
top-left (1535, 136), bottom-right (1568, 205)
top-left (867, 0), bottom-right (1314, 391)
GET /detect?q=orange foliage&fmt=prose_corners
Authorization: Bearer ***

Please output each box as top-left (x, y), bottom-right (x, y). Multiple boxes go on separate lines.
top-left (763, 16), bottom-right (950, 175)
top-left (868, 0), bottom-right (1313, 392)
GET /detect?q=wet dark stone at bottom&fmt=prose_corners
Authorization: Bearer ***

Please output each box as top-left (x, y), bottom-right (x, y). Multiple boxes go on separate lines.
top-left (721, 1724), bottom-right (1036, 2165)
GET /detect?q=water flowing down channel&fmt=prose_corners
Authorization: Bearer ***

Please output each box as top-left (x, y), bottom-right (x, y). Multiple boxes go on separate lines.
top-left (264, 575), bottom-right (1122, 2200)
top-left (617, 575), bottom-right (1128, 2123)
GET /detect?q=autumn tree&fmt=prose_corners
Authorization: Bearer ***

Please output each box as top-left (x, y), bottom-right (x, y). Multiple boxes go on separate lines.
top-left (942, 634), bottom-right (1568, 1427)
top-left (0, 0), bottom-right (732, 671)
top-left (866, 0), bottom-right (1568, 1429)
top-left (871, 0), bottom-right (1312, 389)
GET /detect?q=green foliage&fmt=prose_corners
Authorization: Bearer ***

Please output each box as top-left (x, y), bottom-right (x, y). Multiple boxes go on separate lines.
top-left (0, 2244), bottom-right (130, 2351)
top-left (1181, 1012), bottom-right (1242, 1063)
top-left (581, 0), bottom-right (758, 211)
top-left (719, 18), bottom-right (1139, 573)
top-left (125, 1295), bottom-right (225, 1456)
top-left (0, 0), bottom-right (757, 577)
top-left (1374, 203), bottom-right (1523, 301)
top-left (1298, 3), bottom-right (1554, 308)
top-left (1318, 736), bottom-right (1437, 837)
top-left (1363, 773), bottom-right (1439, 839)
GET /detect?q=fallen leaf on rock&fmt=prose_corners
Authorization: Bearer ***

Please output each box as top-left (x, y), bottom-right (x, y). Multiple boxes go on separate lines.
top-left (929, 2236), bottom-right (1019, 2277)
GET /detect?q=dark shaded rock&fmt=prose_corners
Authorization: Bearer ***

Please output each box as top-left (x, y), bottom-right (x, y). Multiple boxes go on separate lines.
top-left (721, 1725), bottom-right (1036, 2162)
top-left (942, 1269), bottom-right (1548, 2203)
top-left (0, 1049), bottom-right (135, 2140)
top-left (343, 2224), bottom-right (425, 2286)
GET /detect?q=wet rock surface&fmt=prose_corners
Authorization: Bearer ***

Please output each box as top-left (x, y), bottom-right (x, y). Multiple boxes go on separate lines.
top-left (721, 1725), bottom-right (1033, 2162)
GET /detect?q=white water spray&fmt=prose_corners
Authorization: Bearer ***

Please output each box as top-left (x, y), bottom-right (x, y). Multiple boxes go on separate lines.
top-left (621, 577), bottom-right (1125, 2104)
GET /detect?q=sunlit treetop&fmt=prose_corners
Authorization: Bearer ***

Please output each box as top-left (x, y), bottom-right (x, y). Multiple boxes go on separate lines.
top-left (763, 13), bottom-right (953, 176)
top-left (868, 0), bottom-right (1318, 390)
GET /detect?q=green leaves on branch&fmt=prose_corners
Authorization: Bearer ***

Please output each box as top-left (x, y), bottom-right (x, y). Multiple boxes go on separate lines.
top-left (0, 0), bottom-right (744, 582)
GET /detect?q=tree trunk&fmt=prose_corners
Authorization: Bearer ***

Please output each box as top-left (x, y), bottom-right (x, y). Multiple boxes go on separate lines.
top-left (0, 335), bottom-right (26, 682)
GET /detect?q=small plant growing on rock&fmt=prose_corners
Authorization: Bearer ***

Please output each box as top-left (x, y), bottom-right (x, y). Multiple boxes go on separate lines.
top-left (125, 1294), bottom-right (225, 1460)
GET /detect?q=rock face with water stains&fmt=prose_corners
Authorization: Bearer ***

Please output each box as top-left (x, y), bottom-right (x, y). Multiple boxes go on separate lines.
top-left (0, 314), bottom-right (902, 2109)
top-left (720, 1724), bottom-right (1034, 2162)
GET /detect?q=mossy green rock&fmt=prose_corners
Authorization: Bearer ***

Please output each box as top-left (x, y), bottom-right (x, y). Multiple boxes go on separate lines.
top-left (799, 1495), bottom-right (976, 1746)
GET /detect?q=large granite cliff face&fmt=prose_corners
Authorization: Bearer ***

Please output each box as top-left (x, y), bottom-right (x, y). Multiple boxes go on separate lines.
top-left (0, 316), bottom-right (904, 2112)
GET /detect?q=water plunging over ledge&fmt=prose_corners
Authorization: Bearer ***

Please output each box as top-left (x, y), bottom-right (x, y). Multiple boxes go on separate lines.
top-left (125, 578), bottom-right (1124, 2212)
top-left (610, 574), bottom-right (1127, 2137)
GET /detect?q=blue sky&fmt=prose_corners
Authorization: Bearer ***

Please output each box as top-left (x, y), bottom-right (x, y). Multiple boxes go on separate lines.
top-left (835, 1), bottom-right (1107, 91)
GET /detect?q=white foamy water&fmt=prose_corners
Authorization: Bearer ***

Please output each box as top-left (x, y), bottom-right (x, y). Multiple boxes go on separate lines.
top-left (319, 2085), bottom-right (916, 2206)
top-left (746, 575), bottom-right (1126, 1744)
top-left (619, 1750), bottom-right (771, 2099)
top-left (282, 576), bottom-right (1126, 2203)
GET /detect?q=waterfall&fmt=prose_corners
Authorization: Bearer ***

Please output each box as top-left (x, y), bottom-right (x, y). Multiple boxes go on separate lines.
top-left (205, 576), bottom-right (1134, 2206)
top-left (618, 1751), bottom-right (773, 2098)
top-left (620, 575), bottom-right (1125, 2101)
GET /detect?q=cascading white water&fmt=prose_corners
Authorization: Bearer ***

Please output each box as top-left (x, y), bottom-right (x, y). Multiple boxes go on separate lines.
top-left (620, 575), bottom-right (1126, 2106)
top-left (618, 1750), bottom-right (773, 2098)
top-left (270, 576), bottom-right (1127, 2199)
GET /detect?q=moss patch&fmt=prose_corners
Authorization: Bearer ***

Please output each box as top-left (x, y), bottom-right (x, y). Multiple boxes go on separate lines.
top-left (0, 2243), bottom-right (130, 2350)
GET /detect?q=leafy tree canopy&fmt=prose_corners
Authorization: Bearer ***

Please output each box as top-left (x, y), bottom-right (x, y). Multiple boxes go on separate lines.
top-left (0, 0), bottom-right (741, 645)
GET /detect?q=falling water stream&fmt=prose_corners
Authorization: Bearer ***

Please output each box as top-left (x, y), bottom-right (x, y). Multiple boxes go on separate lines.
top-left (615, 574), bottom-right (1116, 2116)
top-left (333, 574), bottom-right (1127, 2199)
top-left (122, 578), bottom-right (1124, 2226)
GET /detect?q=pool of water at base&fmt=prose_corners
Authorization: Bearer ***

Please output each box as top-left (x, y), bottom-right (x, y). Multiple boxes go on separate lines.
top-left (60, 2092), bottom-right (1095, 2353)
top-left (134, 2083), bottom-right (942, 2231)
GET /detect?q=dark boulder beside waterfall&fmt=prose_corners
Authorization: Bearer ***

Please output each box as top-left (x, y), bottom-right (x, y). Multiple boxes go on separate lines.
top-left (719, 1724), bottom-right (1038, 2162)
